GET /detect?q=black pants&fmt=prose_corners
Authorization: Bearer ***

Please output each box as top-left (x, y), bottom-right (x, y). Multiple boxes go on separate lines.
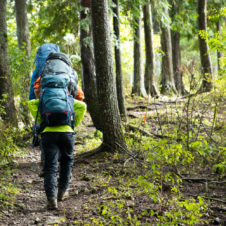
top-left (41, 132), bottom-right (75, 198)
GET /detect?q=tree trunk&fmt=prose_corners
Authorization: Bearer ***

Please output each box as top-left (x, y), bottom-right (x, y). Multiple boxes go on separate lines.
top-left (160, 6), bottom-right (177, 96)
top-left (15, 0), bottom-right (31, 57)
top-left (171, 30), bottom-right (187, 96)
top-left (216, 20), bottom-right (222, 75)
top-left (112, 0), bottom-right (127, 119)
top-left (170, 0), bottom-right (187, 96)
top-left (197, 0), bottom-right (213, 92)
top-left (91, 0), bottom-right (126, 151)
top-left (143, 3), bottom-right (159, 97)
top-left (80, 0), bottom-right (102, 131)
top-left (132, 8), bottom-right (146, 97)
top-left (15, 0), bottom-right (31, 126)
top-left (0, 0), bottom-right (18, 126)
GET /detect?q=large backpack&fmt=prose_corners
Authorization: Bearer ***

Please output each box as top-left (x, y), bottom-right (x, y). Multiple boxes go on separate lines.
top-left (29, 44), bottom-right (60, 100)
top-left (43, 52), bottom-right (78, 97)
top-left (33, 52), bottom-right (78, 99)
top-left (35, 52), bottom-right (76, 133)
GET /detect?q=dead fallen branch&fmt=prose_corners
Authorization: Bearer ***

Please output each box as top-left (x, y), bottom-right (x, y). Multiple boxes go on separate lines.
top-left (127, 124), bottom-right (175, 140)
top-left (182, 177), bottom-right (226, 184)
top-left (127, 114), bottom-right (139, 119)
top-left (210, 206), bottom-right (226, 212)
top-left (127, 105), bottom-right (156, 111)
top-left (189, 194), bottom-right (226, 204)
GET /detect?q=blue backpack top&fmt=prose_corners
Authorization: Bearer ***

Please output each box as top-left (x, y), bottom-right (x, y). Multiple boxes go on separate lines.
top-left (29, 44), bottom-right (60, 100)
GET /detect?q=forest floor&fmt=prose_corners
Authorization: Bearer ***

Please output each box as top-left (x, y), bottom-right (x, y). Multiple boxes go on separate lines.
top-left (0, 96), bottom-right (225, 225)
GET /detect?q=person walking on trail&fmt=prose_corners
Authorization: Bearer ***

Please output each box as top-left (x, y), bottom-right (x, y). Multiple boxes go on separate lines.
top-left (28, 98), bottom-right (86, 210)
top-left (28, 47), bottom-right (86, 210)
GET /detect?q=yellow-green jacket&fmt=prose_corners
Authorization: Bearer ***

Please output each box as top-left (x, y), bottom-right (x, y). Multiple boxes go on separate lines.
top-left (28, 99), bottom-right (86, 133)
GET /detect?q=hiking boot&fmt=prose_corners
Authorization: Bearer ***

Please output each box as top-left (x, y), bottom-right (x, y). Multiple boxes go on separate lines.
top-left (57, 189), bottom-right (69, 201)
top-left (47, 197), bottom-right (58, 210)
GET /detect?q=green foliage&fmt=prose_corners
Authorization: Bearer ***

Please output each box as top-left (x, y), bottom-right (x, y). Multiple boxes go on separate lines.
top-left (170, 0), bottom-right (198, 38)
top-left (0, 125), bottom-right (18, 163)
top-left (0, 122), bottom-right (27, 164)
top-left (8, 45), bottom-right (33, 96)
top-left (0, 96), bottom-right (18, 163)
top-left (213, 146), bottom-right (226, 175)
top-left (157, 196), bottom-right (208, 225)
top-left (29, 0), bottom-right (80, 45)
top-left (0, 96), bottom-right (27, 163)
top-left (0, 167), bottom-right (20, 211)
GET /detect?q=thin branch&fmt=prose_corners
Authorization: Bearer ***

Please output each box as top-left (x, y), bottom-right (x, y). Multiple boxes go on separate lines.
top-left (115, 142), bottom-right (153, 172)
top-left (189, 194), bottom-right (226, 204)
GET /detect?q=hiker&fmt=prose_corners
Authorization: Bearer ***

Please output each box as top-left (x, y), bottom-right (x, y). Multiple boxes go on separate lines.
top-left (29, 44), bottom-right (61, 175)
top-left (28, 50), bottom-right (86, 210)
top-left (28, 98), bottom-right (86, 210)
top-left (29, 44), bottom-right (84, 177)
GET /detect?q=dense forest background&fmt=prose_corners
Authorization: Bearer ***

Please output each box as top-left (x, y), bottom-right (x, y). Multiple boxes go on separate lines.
top-left (0, 0), bottom-right (225, 225)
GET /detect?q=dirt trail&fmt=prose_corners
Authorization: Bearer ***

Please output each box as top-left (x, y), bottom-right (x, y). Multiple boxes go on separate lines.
top-left (0, 146), bottom-right (96, 225)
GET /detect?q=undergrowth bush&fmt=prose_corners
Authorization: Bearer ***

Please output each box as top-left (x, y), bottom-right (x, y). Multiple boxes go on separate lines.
top-left (0, 122), bottom-right (27, 164)
top-left (0, 167), bottom-right (20, 213)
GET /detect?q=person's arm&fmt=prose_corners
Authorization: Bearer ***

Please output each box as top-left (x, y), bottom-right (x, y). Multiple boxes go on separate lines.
top-left (28, 99), bottom-right (42, 124)
top-left (74, 99), bottom-right (86, 127)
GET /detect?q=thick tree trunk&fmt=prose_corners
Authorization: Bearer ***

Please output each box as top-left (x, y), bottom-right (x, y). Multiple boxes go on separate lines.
top-left (216, 20), bottom-right (222, 75)
top-left (197, 0), bottom-right (213, 92)
top-left (160, 7), bottom-right (177, 96)
top-left (143, 3), bottom-right (159, 97)
top-left (0, 0), bottom-right (18, 126)
top-left (112, 0), bottom-right (127, 119)
top-left (91, 0), bottom-right (126, 151)
top-left (132, 9), bottom-right (146, 97)
top-left (171, 31), bottom-right (187, 96)
top-left (80, 0), bottom-right (102, 131)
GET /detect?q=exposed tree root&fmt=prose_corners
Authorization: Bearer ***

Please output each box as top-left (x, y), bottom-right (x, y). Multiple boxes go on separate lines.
top-left (74, 141), bottom-right (124, 161)
top-left (74, 144), bottom-right (104, 160)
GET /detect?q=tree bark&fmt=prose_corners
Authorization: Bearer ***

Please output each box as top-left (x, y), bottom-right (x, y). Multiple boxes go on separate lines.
top-left (91, 0), bottom-right (126, 151)
top-left (170, 0), bottom-right (187, 96)
top-left (112, 0), bottom-right (127, 119)
top-left (0, 0), bottom-right (18, 126)
top-left (160, 6), bottom-right (177, 96)
top-left (132, 8), bottom-right (146, 97)
top-left (171, 30), bottom-right (187, 96)
top-left (15, 0), bottom-right (31, 126)
top-left (80, 0), bottom-right (102, 131)
top-left (197, 0), bottom-right (213, 92)
top-left (143, 3), bottom-right (159, 97)
top-left (15, 0), bottom-right (31, 57)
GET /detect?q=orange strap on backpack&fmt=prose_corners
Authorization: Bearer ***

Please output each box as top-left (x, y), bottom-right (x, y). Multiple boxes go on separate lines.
top-left (34, 76), bottom-right (41, 99)
top-left (76, 86), bottom-right (85, 101)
